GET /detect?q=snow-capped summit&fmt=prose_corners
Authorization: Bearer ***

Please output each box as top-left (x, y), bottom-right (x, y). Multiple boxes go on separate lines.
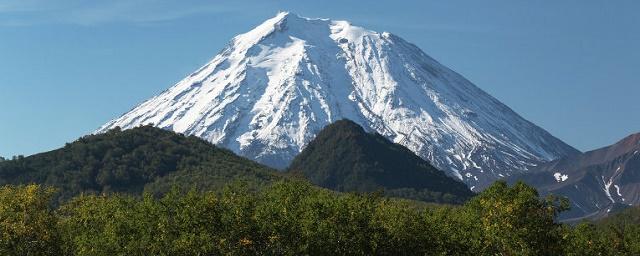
top-left (98, 12), bottom-right (579, 190)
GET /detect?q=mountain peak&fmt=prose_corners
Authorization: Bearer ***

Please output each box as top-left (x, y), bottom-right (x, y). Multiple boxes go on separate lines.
top-left (317, 119), bottom-right (367, 135)
top-left (268, 11), bottom-right (310, 28)
top-left (617, 132), bottom-right (640, 147)
top-left (273, 11), bottom-right (314, 22)
top-left (234, 12), bottom-right (378, 48)
top-left (288, 119), bottom-right (474, 203)
top-left (98, 13), bottom-right (577, 190)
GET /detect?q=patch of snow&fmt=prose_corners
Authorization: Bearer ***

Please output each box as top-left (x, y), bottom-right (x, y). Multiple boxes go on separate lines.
top-left (602, 176), bottom-right (614, 203)
top-left (614, 185), bottom-right (625, 202)
top-left (553, 172), bottom-right (569, 182)
top-left (451, 168), bottom-right (463, 181)
top-left (602, 166), bottom-right (624, 203)
top-left (614, 185), bottom-right (623, 196)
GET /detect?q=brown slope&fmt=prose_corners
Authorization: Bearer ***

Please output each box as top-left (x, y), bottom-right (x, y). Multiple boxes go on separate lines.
top-left (509, 132), bottom-right (640, 220)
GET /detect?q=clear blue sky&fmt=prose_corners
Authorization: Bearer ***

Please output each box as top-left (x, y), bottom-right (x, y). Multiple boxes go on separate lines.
top-left (1, 0), bottom-right (639, 158)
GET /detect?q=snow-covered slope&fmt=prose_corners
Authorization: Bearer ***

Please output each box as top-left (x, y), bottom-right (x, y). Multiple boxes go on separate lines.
top-left (98, 12), bottom-right (578, 190)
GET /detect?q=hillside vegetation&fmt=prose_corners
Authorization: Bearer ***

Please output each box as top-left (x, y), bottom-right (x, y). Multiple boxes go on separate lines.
top-left (2, 180), bottom-right (639, 255)
top-left (0, 181), bottom-right (583, 255)
top-left (0, 126), bottom-right (279, 201)
top-left (289, 119), bottom-right (474, 204)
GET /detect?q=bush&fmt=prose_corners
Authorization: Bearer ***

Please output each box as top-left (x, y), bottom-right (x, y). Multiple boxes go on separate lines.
top-left (0, 181), bottom-right (637, 255)
top-left (0, 185), bottom-right (61, 255)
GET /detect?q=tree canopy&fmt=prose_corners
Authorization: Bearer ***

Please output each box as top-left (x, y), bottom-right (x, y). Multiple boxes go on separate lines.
top-left (288, 119), bottom-right (474, 204)
top-left (0, 126), bottom-right (279, 202)
top-left (1, 180), bottom-right (635, 255)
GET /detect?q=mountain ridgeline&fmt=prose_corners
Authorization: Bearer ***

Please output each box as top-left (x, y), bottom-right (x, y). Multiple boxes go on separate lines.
top-left (509, 132), bottom-right (640, 221)
top-left (288, 120), bottom-right (474, 204)
top-left (0, 126), bottom-right (279, 201)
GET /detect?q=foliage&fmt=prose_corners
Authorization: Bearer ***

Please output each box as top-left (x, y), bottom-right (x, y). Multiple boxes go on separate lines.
top-left (0, 126), bottom-right (279, 202)
top-left (0, 180), bottom-right (636, 255)
top-left (456, 181), bottom-right (569, 255)
top-left (590, 206), bottom-right (640, 254)
top-left (562, 205), bottom-right (640, 256)
top-left (0, 185), bottom-right (61, 256)
top-left (564, 222), bottom-right (613, 255)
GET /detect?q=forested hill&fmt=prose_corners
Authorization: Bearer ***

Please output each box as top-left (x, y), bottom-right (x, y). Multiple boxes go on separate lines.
top-left (0, 125), bottom-right (280, 201)
top-left (288, 119), bottom-right (474, 204)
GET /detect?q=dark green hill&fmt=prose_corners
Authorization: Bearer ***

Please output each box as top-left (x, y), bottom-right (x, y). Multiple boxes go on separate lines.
top-left (288, 119), bottom-right (474, 204)
top-left (0, 126), bottom-right (279, 201)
